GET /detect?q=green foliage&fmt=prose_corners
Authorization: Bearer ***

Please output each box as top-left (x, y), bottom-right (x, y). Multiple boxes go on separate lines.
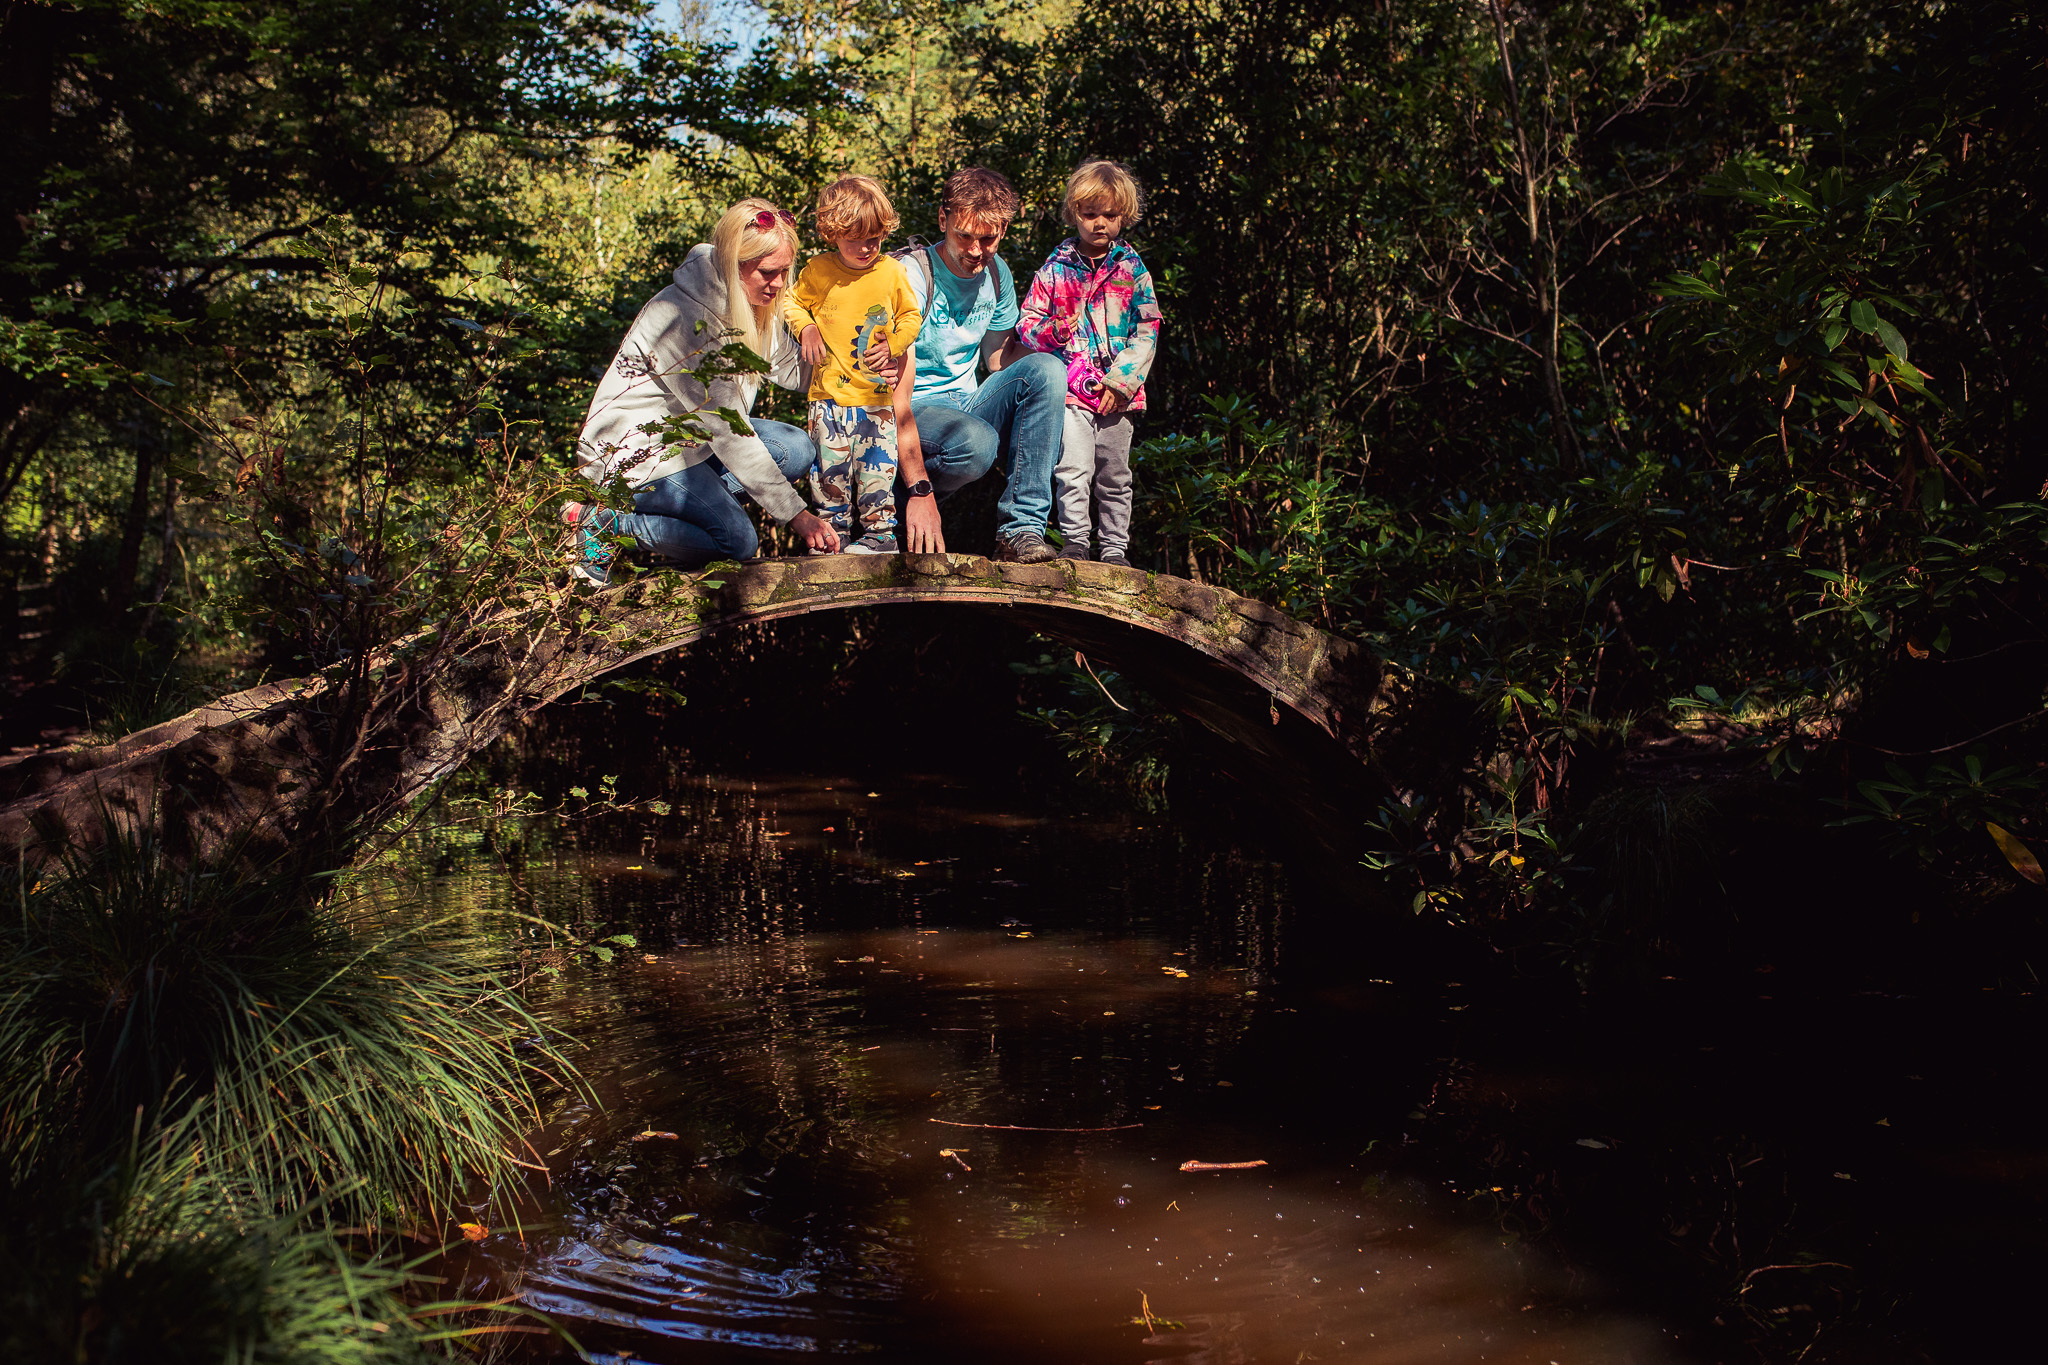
top-left (0, 1127), bottom-right (436, 1364)
top-left (1014, 647), bottom-right (1178, 809)
top-left (7, 0), bottom-right (2045, 929)
top-left (996, 0), bottom-right (2048, 919)
top-left (0, 830), bottom-right (574, 1226)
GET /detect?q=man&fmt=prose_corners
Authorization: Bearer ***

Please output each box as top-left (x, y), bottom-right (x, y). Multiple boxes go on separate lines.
top-left (883, 166), bottom-right (1064, 563)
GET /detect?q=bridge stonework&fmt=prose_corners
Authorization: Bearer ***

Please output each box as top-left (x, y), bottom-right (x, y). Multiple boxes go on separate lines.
top-left (0, 555), bottom-right (1390, 867)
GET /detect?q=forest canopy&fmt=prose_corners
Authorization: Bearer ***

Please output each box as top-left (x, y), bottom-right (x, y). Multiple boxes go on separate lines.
top-left (2, 0), bottom-right (2044, 928)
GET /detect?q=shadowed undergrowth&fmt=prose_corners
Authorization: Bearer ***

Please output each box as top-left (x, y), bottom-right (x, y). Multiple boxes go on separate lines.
top-left (0, 829), bottom-right (581, 1360)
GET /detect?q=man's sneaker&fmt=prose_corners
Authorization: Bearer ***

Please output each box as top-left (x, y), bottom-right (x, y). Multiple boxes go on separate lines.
top-left (994, 530), bottom-right (1056, 564)
top-left (846, 533), bottom-right (899, 555)
top-left (1055, 539), bottom-right (1090, 561)
top-left (1097, 547), bottom-right (1132, 568)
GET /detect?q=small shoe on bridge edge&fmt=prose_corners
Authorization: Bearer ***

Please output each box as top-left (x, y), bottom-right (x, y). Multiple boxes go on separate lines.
top-left (846, 533), bottom-right (899, 555)
top-left (994, 530), bottom-right (1057, 564)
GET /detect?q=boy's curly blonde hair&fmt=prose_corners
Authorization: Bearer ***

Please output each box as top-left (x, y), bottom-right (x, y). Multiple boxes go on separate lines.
top-left (1061, 160), bottom-right (1144, 229)
top-left (814, 175), bottom-right (901, 242)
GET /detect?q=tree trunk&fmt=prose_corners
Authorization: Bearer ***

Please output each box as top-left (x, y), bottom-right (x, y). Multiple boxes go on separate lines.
top-left (110, 426), bottom-right (157, 617)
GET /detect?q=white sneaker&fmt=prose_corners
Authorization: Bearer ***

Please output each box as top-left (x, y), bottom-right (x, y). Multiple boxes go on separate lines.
top-left (846, 533), bottom-right (899, 555)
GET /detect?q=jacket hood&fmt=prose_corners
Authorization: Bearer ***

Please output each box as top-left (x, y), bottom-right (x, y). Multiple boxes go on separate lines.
top-left (671, 242), bottom-right (724, 313)
top-left (1053, 237), bottom-right (1137, 273)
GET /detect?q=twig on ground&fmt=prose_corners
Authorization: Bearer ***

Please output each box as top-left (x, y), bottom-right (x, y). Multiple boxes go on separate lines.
top-left (928, 1119), bottom-right (1142, 1132)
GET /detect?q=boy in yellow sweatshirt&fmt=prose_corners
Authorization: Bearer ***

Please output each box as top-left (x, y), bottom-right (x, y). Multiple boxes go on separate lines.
top-left (780, 176), bottom-right (924, 554)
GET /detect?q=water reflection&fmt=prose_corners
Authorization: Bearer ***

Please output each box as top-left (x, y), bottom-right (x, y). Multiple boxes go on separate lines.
top-left (440, 774), bottom-right (1677, 1363)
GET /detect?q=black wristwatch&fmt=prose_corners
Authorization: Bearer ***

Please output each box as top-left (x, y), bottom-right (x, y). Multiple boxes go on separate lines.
top-left (905, 479), bottom-right (934, 499)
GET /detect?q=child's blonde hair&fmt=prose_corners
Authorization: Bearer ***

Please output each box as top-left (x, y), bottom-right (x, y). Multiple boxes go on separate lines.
top-left (711, 197), bottom-right (800, 365)
top-left (815, 175), bottom-right (901, 242)
top-left (1061, 160), bottom-right (1144, 229)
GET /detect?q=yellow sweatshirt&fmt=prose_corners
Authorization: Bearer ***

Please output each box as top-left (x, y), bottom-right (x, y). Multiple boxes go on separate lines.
top-left (781, 253), bottom-right (923, 407)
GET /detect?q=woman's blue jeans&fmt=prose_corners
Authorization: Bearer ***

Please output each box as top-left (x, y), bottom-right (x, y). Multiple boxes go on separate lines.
top-left (614, 418), bottom-right (816, 566)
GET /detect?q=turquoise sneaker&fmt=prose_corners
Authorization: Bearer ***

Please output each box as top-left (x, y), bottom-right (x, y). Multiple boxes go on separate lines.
top-left (566, 504), bottom-right (618, 586)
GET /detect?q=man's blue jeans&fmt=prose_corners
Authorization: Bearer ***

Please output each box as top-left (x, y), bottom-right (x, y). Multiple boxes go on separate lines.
top-left (910, 350), bottom-right (1064, 538)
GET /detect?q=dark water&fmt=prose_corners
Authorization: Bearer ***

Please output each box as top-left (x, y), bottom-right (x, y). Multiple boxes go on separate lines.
top-left (421, 766), bottom-right (2044, 1364)
top-left (420, 772), bottom-right (1688, 1364)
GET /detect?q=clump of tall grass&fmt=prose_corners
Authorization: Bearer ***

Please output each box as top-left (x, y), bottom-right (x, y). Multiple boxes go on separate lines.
top-left (0, 1120), bottom-right (435, 1363)
top-left (1, 828), bottom-right (578, 1227)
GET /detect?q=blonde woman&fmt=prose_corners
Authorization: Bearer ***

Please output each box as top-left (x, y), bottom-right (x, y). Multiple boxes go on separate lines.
top-left (565, 198), bottom-right (838, 583)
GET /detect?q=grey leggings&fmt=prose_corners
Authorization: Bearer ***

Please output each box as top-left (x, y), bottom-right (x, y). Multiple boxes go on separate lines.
top-left (1055, 407), bottom-right (1136, 552)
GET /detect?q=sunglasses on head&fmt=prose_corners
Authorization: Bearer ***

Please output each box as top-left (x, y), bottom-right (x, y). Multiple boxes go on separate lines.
top-left (754, 208), bottom-right (797, 232)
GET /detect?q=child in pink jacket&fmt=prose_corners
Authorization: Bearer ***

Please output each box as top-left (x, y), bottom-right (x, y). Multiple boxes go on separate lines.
top-left (1017, 160), bottom-right (1163, 567)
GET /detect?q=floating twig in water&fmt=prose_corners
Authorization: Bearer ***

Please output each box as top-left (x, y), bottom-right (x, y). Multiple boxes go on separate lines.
top-left (1128, 1291), bottom-right (1185, 1332)
top-left (1179, 1158), bottom-right (1268, 1172)
top-left (929, 1119), bottom-right (1143, 1132)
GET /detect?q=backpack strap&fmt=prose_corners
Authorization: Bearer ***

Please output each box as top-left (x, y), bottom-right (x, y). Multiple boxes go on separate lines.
top-left (894, 235), bottom-right (938, 314)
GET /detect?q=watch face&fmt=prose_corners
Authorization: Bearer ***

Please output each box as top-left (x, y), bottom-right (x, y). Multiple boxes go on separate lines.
top-left (907, 479), bottom-right (933, 497)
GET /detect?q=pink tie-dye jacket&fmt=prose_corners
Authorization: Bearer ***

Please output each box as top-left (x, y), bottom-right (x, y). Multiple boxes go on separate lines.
top-left (1016, 238), bottom-right (1162, 413)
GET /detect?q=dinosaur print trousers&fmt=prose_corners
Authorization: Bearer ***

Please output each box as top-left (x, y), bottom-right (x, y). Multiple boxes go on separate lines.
top-left (805, 400), bottom-right (899, 539)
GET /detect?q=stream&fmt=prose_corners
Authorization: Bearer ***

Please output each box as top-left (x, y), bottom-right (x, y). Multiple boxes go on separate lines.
top-left (415, 752), bottom-right (2041, 1364)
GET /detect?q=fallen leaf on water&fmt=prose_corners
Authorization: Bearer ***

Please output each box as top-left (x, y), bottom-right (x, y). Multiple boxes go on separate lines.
top-left (1143, 1104), bottom-right (1162, 1110)
top-left (457, 1223), bottom-right (488, 1242)
top-left (1986, 822), bottom-right (2045, 886)
top-left (1179, 1159), bottom-right (1268, 1172)
top-left (1128, 1291), bottom-right (1186, 1332)
top-left (667, 1213), bottom-right (698, 1224)
top-left (1575, 1138), bottom-right (1610, 1149)
top-left (633, 1130), bottom-right (681, 1142)
top-left (1834, 1171), bottom-right (1855, 1180)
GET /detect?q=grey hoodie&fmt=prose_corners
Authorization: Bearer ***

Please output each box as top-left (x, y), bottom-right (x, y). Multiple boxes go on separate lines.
top-left (576, 243), bottom-right (808, 523)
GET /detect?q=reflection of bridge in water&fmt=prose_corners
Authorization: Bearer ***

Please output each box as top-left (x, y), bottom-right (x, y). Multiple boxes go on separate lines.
top-left (0, 556), bottom-right (1398, 872)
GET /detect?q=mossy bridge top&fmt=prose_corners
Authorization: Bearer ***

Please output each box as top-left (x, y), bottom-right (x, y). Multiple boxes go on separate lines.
top-left (0, 555), bottom-right (1395, 868)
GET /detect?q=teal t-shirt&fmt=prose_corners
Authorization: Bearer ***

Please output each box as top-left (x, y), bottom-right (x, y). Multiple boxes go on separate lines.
top-left (908, 247), bottom-right (1019, 402)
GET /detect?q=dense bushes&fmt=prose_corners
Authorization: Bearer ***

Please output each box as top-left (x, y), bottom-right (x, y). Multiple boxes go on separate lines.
top-left (973, 0), bottom-right (2048, 937)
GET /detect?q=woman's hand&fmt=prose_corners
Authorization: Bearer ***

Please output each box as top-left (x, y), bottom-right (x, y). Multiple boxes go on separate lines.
top-left (800, 324), bottom-right (828, 367)
top-left (788, 508), bottom-right (840, 554)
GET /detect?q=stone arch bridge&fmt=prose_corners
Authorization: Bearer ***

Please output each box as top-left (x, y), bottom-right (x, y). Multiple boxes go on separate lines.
top-left (1, 555), bottom-right (1408, 870)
